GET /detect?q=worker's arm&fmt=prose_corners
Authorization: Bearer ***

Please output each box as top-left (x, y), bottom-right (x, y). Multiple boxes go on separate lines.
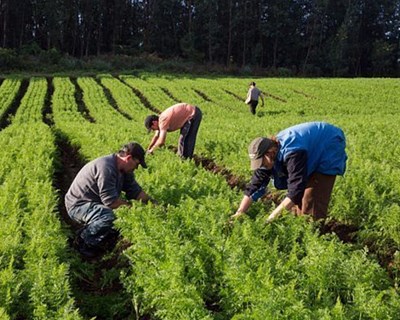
top-left (231, 195), bottom-right (252, 218)
top-left (108, 198), bottom-right (131, 209)
top-left (124, 174), bottom-right (158, 205)
top-left (147, 131), bottom-right (160, 151)
top-left (135, 190), bottom-right (158, 205)
top-left (266, 151), bottom-right (307, 223)
top-left (148, 129), bottom-right (167, 153)
top-left (265, 196), bottom-right (294, 222)
top-left (231, 167), bottom-right (270, 219)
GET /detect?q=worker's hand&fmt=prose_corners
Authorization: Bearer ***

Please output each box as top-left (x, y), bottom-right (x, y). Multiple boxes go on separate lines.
top-left (265, 215), bottom-right (274, 224)
top-left (231, 211), bottom-right (244, 219)
top-left (150, 198), bottom-right (159, 205)
top-left (229, 211), bottom-right (244, 225)
top-left (265, 208), bottom-right (282, 224)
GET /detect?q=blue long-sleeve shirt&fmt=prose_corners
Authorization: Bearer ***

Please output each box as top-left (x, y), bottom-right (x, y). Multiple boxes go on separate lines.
top-left (244, 122), bottom-right (347, 205)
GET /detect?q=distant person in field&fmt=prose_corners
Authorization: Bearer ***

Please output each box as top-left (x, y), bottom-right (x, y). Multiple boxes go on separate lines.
top-left (245, 81), bottom-right (264, 115)
top-left (144, 103), bottom-right (202, 159)
top-left (65, 142), bottom-right (155, 258)
top-left (231, 122), bottom-right (347, 223)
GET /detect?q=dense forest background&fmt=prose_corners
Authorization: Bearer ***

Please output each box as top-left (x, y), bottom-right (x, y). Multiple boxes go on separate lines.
top-left (0, 0), bottom-right (399, 76)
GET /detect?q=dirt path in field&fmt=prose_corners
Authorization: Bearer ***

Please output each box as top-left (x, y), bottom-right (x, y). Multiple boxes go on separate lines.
top-left (264, 91), bottom-right (287, 103)
top-left (53, 135), bottom-right (86, 227)
top-left (95, 78), bottom-right (133, 120)
top-left (43, 78), bottom-right (133, 318)
top-left (53, 132), bottom-right (134, 319)
top-left (292, 89), bottom-right (316, 99)
top-left (194, 89), bottom-right (213, 102)
top-left (160, 87), bottom-right (180, 103)
top-left (120, 78), bottom-right (162, 114)
top-left (70, 78), bottom-right (96, 122)
top-left (319, 220), bottom-right (359, 243)
top-left (43, 77), bottom-right (54, 126)
top-left (191, 149), bottom-right (247, 190)
top-left (166, 147), bottom-right (245, 190)
top-left (223, 89), bottom-right (243, 101)
top-left (0, 79), bottom-right (29, 130)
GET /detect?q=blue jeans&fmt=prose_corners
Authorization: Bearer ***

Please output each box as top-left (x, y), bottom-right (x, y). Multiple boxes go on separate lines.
top-left (67, 202), bottom-right (116, 248)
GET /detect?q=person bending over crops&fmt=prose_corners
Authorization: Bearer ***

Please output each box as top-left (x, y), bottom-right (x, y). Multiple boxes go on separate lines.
top-left (144, 103), bottom-right (202, 159)
top-left (245, 82), bottom-right (264, 115)
top-left (65, 142), bottom-right (156, 258)
top-left (231, 121), bottom-right (347, 223)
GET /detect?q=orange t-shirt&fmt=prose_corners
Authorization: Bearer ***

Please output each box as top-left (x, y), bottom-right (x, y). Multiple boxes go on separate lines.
top-left (158, 103), bottom-right (196, 132)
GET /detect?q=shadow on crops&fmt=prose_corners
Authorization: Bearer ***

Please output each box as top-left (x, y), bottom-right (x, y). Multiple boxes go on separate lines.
top-left (257, 110), bottom-right (286, 117)
top-left (70, 77), bottom-right (96, 123)
top-left (223, 88), bottom-right (242, 101)
top-left (292, 89), bottom-right (316, 99)
top-left (194, 89), bottom-right (213, 103)
top-left (42, 77), bottom-right (55, 126)
top-left (160, 87), bottom-right (180, 103)
top-left (120, 78), bottom-right (161, 114)
top-left (95, 77), bottom-right (134, 120)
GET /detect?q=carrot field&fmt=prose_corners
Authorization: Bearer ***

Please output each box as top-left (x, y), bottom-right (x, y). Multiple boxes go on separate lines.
top-left (0, 74), bottom-right (400, 319)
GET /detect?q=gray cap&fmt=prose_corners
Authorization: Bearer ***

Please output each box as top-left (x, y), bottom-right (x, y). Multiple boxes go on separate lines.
top-left (248, 137), bottom-right (274, 170)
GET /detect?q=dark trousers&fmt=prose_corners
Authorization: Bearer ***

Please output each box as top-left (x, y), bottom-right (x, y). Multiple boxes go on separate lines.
top-left (248, 100), bottom-right (258, 115)
top-left (178, 106), bottom-right (202, 158)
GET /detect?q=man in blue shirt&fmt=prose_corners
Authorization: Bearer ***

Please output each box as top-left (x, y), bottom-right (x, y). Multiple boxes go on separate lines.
top-left (231, 122), bottom-right (347, 222)
top-left (65, 142), bottom-right (155, 258)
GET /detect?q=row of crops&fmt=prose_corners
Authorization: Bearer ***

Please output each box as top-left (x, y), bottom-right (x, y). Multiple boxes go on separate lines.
top-left (0, 74), bottom-right (399, 319)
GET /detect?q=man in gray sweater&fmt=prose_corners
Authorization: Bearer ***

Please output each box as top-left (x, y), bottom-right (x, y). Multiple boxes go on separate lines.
top-left (65, 142), bottom-right (154, 258)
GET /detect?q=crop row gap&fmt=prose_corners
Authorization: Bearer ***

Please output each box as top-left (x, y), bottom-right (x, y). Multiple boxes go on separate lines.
top-left (94, 77), bottom-right (133, 120)
top-left (52, 130), bottom-right (133, 319)
top-left (39, 81), bottom-right (133, 318)
top-left (0, 78), bottom-right (29, 130)
top-left (70, 77), bottom-right (96, 123)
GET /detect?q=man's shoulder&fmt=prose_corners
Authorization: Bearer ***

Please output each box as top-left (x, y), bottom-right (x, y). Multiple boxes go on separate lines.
top-left (89, 154), bottom-right (116, 172)
top-left (91, 154), bottom-right (114, 164)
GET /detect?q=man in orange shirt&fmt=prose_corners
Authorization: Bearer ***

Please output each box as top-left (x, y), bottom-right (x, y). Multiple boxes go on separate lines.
top-left (144, 103), bottom-right (202, 159)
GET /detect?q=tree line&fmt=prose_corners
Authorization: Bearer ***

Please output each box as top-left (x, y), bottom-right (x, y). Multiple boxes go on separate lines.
top-left (0, 0), bottom-right (399, 76)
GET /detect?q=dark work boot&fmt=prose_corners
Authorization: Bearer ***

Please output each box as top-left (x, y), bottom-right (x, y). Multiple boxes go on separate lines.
top-left (74, 235), bottom-right (102, 259)
top-left (99, 230), bottom-right (120, 252)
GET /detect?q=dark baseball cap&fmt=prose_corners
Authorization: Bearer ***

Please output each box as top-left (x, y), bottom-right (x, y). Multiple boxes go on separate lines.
top-left (125, 142), bottom-right (147, 168)
top-left (144, 115), bottom-right (158, 133)
top-left (248, 137), bottom-right (274, 170)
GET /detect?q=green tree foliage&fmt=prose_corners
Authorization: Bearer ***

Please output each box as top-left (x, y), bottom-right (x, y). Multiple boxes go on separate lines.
top-left (0, 0), bottom-right (399, 75)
